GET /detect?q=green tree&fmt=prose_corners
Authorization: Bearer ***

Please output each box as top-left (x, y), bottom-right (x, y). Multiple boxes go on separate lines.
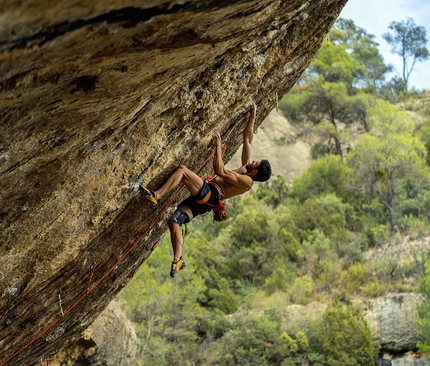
top-left (301, 229), bottom-right (338, 279)
top-left (347, 133), bottom-right (424, 235)
top-left (279, 35), bottom-right (367, 157)
top-left (210, 313), bottom-right (301, 366)
top-left (280, 18), bottom-right (391, 157)
top-left (210, 313), bottom-right (277, 365)
top-left (281, 77), bottom-right (355, 158)
top-left (208, 277), bottom-right (238, 314)
top-left (290, 155), bottom-right (349, 202)
top-left (382, 18), bottom-right (429, 90)
top-left (256, 175), bottom-right (289, 208)
top-left (218, 195), bottom-right (275, 285)
top-left (347, 101), bottom-right (430, 235)
top-left (331, 18), bottom-right (393, 89)
top-left (279, 228), bottom-right (301, 261)
top-left (322, 300), bottom-right (380, 365)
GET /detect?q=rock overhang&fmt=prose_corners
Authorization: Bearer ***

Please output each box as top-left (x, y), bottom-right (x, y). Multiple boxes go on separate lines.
top-left (0, 0), bottom-right (347, 364)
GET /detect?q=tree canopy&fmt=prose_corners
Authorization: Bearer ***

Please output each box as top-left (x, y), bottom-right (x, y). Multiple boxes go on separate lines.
top-left (279, 18), bottom-right (393, 158)
top-left (382, 17), bottom-right (429, 90)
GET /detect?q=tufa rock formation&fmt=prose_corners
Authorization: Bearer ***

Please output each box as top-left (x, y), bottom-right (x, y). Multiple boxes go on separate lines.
top-left (0, 0), bottom-right (347, 364)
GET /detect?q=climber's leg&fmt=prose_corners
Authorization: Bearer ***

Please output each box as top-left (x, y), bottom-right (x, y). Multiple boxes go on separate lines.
top-left (154, 165), bottom-right (204, 200)
top-left (167, 205), bottom-right (191, 278)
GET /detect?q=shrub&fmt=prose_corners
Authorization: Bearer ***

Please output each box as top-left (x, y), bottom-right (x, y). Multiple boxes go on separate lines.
top-left (322, 300), bottom-right (380, 365)
top-left (279, 228), bottom-right (301, 261)
top-left (315, 193), bottom-right (350, 228)
top-left (369, 224), bottom-right (391, 247)
top-left (263, 266), bottom-right (289, 294)
top-left (362, 280), bottom-right (386, 298)
top-left (290, 155), bottom-right (349, 202)
top-left (266, 332), bottom-right (299, 364)
top-left (208, 278), bottom-right (238, 314)
top-left (340, 262), bottom-right (371, 295)
top-left (295, 330), bottom-right (310, 352)
top-left (301, 229), bottom-right (338, 278)
top-left (319, 259), bottom-right (341, 290)
top-left (400, 215), bottom-right (430, 239)
top-left (289, 275), bottom-right (313, 305)
top-left (212, 313), bottom-right (283, 366)
top-left (199, 308), bottom-right (232, 340)
top-left (333, 231), bottom-right (365, 266)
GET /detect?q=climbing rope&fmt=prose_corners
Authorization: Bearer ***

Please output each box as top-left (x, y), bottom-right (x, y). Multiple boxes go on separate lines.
top-left (1, 143), bottom-right (227, 365)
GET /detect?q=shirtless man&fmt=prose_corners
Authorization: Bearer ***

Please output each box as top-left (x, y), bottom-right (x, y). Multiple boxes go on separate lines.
top-left (140, 103), bottom-right (271, 277)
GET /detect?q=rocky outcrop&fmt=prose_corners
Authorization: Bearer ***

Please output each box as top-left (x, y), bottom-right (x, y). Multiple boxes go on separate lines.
top-left (365, 293), bottom-right (420, 352)
top-left (48, 298), bottom-right (138, 366)
top-left (0, 1), bottom-right (347, 364)
top-left (365, 293), bottom-right (430, 366)
top-left (376, 352), bottom-right (430, 366)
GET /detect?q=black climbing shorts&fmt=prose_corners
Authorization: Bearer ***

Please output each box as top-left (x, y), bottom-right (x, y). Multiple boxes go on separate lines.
top-left (180, 181), bottom-right (220, 218)
top-left (168, 208), bottom-right (190, 226)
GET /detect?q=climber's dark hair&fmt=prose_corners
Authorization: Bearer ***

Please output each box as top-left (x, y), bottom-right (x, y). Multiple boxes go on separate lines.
top-left (253, 159), bottom-right (272, 182)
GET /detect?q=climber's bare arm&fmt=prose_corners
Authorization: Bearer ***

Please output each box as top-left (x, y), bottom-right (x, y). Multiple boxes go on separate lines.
top-left (213, 132), bottom-right (252, 189)
top-left (241, 103), bottom-right (256, 166)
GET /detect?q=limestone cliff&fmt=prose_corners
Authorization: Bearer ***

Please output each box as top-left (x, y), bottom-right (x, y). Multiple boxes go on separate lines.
top-left (0, 0), bottom-right (347, 364)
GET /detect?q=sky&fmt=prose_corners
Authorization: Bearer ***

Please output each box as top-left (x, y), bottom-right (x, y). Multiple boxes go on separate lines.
top-left (340, 0), bottom-right (430, 90)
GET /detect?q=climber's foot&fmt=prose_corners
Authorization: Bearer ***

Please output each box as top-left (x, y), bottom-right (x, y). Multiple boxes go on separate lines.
top-left (139, 185), bottom-right (158, 206)
top-left (170, 257), bottom-right (187, 278)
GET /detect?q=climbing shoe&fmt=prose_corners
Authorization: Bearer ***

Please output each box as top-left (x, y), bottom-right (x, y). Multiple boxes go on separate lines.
top-left (170, 257), bottom-right (187, 278)
top-left (139, 185), bottom-right (158, 206)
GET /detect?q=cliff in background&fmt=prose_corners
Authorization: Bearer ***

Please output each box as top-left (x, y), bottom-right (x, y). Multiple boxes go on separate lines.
top-left (0, 0), bottom-right (347, 364)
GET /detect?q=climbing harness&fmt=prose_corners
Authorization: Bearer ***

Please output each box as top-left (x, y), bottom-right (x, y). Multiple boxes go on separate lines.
top-left (196, 177), bottom-right (227, 222)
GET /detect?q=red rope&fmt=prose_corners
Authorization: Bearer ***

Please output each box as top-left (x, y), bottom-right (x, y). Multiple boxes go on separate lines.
top-left (1, 143), bottom-right (227, 365)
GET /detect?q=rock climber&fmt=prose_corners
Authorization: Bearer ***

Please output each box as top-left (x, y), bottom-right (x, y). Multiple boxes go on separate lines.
top-left (140, 103), bottom-right (272, 278)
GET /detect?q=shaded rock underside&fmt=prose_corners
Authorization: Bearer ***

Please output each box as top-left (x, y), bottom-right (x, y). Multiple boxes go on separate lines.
top-left (0, 0), bottom-right (346, 364)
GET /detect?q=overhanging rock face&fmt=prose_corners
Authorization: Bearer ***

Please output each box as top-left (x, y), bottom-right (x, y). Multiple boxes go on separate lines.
top-left (0, 0), bottom-right (347, 364)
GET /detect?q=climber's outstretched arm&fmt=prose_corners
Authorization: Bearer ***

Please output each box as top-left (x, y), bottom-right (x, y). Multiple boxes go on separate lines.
top-left (213, 131), bottom-right (252, 189)
top-left (241, 103), bottom-right (256, 166)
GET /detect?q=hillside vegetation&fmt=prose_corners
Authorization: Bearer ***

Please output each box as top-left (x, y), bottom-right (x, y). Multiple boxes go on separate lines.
top-left (121, 18), bottom-right (430, 365)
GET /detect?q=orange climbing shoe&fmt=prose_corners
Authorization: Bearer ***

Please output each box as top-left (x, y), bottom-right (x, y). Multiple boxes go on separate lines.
top-left (139, 185), bottom-right (158, 206)
top-left (170, 257), bottom-right (187, 278)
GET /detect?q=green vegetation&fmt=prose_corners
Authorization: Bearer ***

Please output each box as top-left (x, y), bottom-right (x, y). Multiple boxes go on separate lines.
top-left (121, 18), bottom-right (430, 365)
top-left (417, 264), bottom-right (430, 353)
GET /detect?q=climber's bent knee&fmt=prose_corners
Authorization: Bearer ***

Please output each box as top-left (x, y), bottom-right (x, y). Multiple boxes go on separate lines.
top-left (168, 208), bottom-right (190, 226)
